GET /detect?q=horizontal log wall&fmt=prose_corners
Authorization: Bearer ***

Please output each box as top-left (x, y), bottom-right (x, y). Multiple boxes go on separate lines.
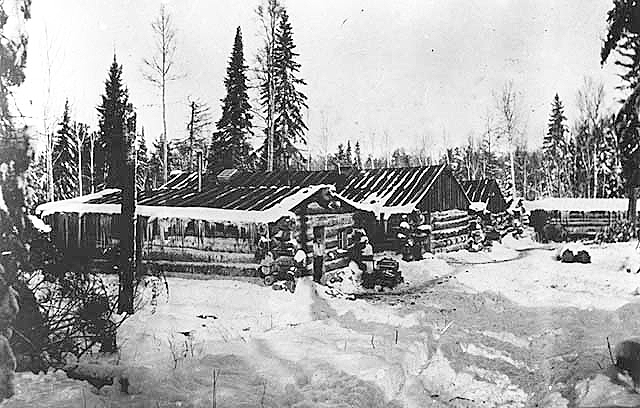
top-left (549, 210), bottom-right (627, 237)
top-left (430, 209), bottom-right (470, 253)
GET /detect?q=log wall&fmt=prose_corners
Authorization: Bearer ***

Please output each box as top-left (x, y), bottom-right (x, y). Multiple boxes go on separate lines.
top-left (549, 210), bottom-right (627, 238)
top-left (301, 212), bottom-right (356, 274)
top-left (429, 209), bottom-right (470, 253)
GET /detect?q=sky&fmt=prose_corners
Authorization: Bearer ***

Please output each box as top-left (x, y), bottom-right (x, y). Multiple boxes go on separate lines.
top-left (13, 0), bottom-right (625, 160)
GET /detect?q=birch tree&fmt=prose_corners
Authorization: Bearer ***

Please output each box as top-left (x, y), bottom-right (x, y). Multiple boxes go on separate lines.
top-left (143, 4), bottom-right (180, 184)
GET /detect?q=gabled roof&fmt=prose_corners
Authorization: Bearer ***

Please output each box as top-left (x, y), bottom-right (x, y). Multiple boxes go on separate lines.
top-left (36, 184), bottom-right (340, 223)
top-left (162, 164), bottom-right (452, 214)
top-left (461, 179), bottom-right (499, 203)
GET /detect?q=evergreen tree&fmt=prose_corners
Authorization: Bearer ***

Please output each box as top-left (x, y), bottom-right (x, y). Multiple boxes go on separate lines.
top-left (544, 94), bottom-right (568, 196)
top-left (97, 55), bottom-right (136, 189)
top-left (602, 0), bottom-right (640, 224)
top-left (365, 154), bottom-right (373, 169)
top-left (354, 141), bottom-right (362, 169)
top-left (336, 143), bottom-right (345, 165)
top-left (345, 141), bottom-right (352, 165)
top-left (614, 34), bottom-right (640, 96)
top-left (209, 27), bottom-right (252, 174)
top-left (135, 128), bottom-right (150, 192)
top-left (52, 100), bottom-right (78, 200)
top-left (267, 9), bottom-right (308, 170)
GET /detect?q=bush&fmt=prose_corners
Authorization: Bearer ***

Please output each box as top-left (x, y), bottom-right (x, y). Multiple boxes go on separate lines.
top-left (10, 225), bottom-right (130, 372)
top-left (596, 220), bottom-right (634, 243)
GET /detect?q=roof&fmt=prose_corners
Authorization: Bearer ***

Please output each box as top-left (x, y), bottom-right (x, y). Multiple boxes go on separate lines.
top-left (36, 184), bottom-right (339, 223)
top-left (162, 165), bottom-right (450, 214)
top-left (461, 179), bottom-right (499, 203)
top-left (523, 198), bottom-right (633, 213)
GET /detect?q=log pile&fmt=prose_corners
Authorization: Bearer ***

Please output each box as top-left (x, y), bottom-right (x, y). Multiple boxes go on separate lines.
top-left (430, 210), bottom-right (471, 253)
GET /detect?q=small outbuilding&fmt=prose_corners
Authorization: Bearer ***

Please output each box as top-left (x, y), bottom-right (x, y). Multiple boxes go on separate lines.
top-left (461, 179), bottom-right (508, 214)
top-left (523, 198), bottom-right (634, 240)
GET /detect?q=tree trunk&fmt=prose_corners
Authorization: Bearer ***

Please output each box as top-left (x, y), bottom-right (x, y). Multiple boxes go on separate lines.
top-left (593, 148), bottom-right (598, 198)
top-left (47, 132), bottom-right (54, 201)
top-left (510, 148), bottom-right (516, 199)
top-left (162, 82), bottom-right (168, 184)
top-left (118, 161), bottom-right (135, 314)
top-left (90, 132), bottom-right (95, 194)
top-left (629, 185), bottom-right (637, 231)
top-left (77, 127), bottom-right (83, 197)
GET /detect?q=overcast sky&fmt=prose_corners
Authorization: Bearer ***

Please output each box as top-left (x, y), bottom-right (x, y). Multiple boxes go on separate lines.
top-left (14, 0), bottom-right (623, 159)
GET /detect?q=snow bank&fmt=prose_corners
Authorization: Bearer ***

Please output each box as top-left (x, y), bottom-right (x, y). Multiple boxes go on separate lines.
top-left (398, 254), bottom-right (452, 282)
top-left (419, 349), bottom-right (528, 407)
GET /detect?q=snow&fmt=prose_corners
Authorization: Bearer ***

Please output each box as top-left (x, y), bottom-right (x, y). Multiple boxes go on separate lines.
top-left (11, 228), bottom-right (640, 407)
top-left (27, 215), bottom-right (51, 233)
top-left (470, 201), bottom-right (488, 212)
top-left (524, 197), bottom-right (633, 213)
top-left (35, 185), bottom-right (338, 224)
top-left (456, 240), bottom-right (640, 310)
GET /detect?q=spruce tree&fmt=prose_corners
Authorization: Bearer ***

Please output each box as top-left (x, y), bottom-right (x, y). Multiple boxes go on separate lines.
top-left (269, 9), bottom-right (308, 170)
top-left (614, 34), bottom-right (640, 95)
top-left (97, 55), bottom-right (136, 189)
top-left (345, 141), bottom-right (352, 166)
top-left (208, 27), bottom-right (252, 174)
top-left (53, 100), bottom-right (78, 200)
top-left (544, 94), bottom-right (567, 196)
top-left (354, 141), bottom-right (362, 169)
top-left (135, 128), bottom-right (149, 192)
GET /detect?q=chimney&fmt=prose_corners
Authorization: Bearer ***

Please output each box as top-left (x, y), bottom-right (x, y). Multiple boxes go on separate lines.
top-left (197, 151), bottom-right (203, 192)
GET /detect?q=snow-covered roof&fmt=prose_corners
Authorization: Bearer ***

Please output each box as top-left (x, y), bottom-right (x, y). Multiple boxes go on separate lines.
top-left (35, 184), bottom-right (350, 224)
top-left (523, 198), bottom-right (632, 212)
top-left (160, 165), bottom-right (466, 216)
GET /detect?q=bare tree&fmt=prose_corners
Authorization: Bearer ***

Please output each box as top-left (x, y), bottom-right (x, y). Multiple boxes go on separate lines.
top-left (576, 77), bottom-right (606, 197)
top-left (185, 98), bottom-right (212, 172)
top-left (143, 4), bottom-right (180, 185)
top-left (495, 81), bottom-right (522, 199)
top-left (256, 0), bottom-right (282, 171)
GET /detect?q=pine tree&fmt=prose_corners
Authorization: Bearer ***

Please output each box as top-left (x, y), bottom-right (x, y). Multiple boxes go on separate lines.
top-left (209, 27), bottom-right (252, 174)
top-left (268, 9), bottom-right (308, 170)
top-left (345, 141), bottom-right (352, 166)
top-left (544, 94), bottom-right (567, 196)
top-left (97, 55), bottom-right (136, 189)
top-left (354, 141), bottom-right (362, 169)
top-left (52, 100), bottom-right (78, 200)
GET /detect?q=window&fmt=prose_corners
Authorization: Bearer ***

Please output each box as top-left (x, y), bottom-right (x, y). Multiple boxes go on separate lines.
top-left (338, 228), bottom-right (350, 250)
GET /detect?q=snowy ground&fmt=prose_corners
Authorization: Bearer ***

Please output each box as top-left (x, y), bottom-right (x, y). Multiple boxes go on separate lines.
top-left (5, 231), bottom-right (640, 407)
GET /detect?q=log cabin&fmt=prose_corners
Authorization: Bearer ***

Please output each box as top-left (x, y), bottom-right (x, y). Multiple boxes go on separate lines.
top-left (171, 165), bottom-right (471, 254)
top-left (36, 180), bottom-right (367, 278)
